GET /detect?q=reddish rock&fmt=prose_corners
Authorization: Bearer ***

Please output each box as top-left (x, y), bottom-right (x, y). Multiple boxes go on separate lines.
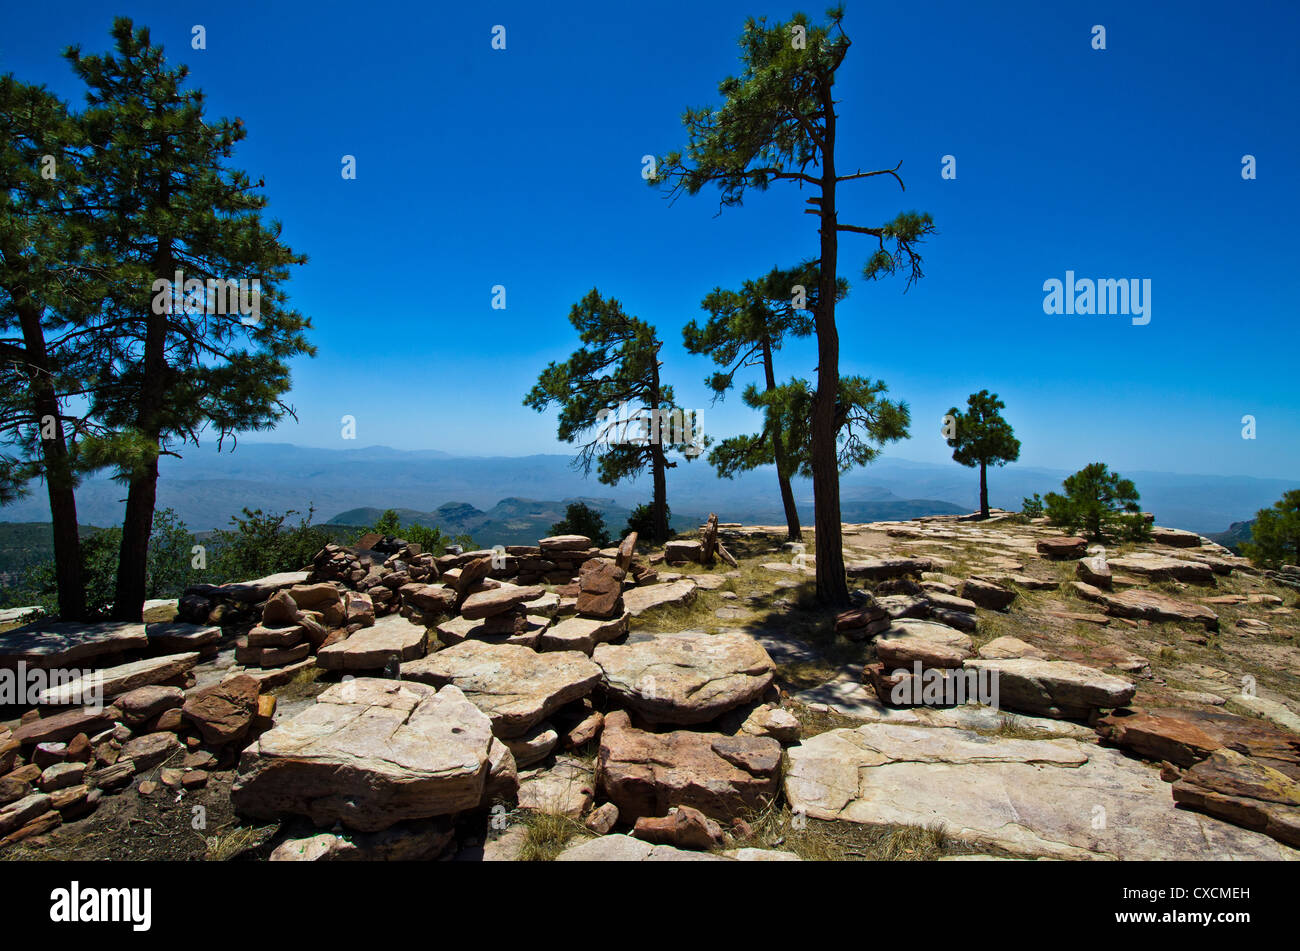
top-left (960, 577), bottom-right (1018, 610)
top-left (1095, 709), bottom-right (1223, 767)
top-left (182, 674), bottom-right (260, 746)
top-left (1036, 536), bottom-right (1088, 559)
top-left (633, 805), bottom-right (725, 850)
top-left (461, 585), bottom-right (545, 620)
top-left (576, 558), bottom-right (625, 619)
top-left (116, 685), bottom-right (185, 726)
top-left (261, 590), bottom-right (301, 627)
top-left (597, 710), bottom-right (781, 822)
top-left (64, 733), bottom-right (91, 763)
top-left (11, 706), bottom-right (120, 746)
top-left (1172, 749), bottom-right (1300, 848)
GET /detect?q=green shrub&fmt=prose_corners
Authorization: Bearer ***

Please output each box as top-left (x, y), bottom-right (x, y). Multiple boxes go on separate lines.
top-left (550, 502), bottom-right (611, 546)
top-left (1044, 463), bottom-right (1148, 541)
top-left (1240, 490), bottom-right (1300, 569)
top-left (1021, 493), bottom-right (1044, 518)
top-left (209, 505), bottom-right (341, 583)
top-left (400, 522), bottom-right (475, 556)
top-left (626, 502), bottom-right (669, 540)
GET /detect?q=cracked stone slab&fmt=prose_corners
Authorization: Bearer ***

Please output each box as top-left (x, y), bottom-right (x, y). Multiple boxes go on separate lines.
top-left (231, 679), bottom-right (493, 831)
top-left (594, 630), bottom-right (775, 725)
top-left (402, 640), bottom-right (601, 738)
top-left (784, 722), bottom-right (1296, 860)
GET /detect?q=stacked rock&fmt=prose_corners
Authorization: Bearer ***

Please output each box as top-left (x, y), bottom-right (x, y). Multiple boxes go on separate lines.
top-left (235, 583), bottom-right (367, 669)
top-left (1, 668), bottom-right (278, 846)
top-left (834, 591), bottom-right (891, 641)
top-left (310, 543), bottom-right (367, 587)
top-left (863, 618), bottom-right (976, 707)
top-left (539, 535), bottom-right (602, 582)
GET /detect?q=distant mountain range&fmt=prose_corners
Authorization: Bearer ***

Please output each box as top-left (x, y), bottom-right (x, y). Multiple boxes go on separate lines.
top-left (1206, 520), bottom-right (1254, 553)
top-left (0, 442), bottom-right (1290, 538)
top-left (326, 494), bottom-right (970, 547)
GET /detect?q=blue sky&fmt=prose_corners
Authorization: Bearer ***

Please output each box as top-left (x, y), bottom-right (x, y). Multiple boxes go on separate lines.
top-left (2, 0), bottom-right (1297, 480)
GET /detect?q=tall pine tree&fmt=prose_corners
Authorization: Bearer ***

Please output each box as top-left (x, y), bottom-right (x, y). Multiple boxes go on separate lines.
top-left (654, 8), bottom-right (935, 605)
top-left (66, 19), bottom-right (314, 620)
top-left (0, 76), bottom-right (107, 619)
top-left (945, 390), bottom-right (1021, 519)
top-left (684, 261), bottom-right (844, 540)
top-left (525, 289), bottom-right (698, 544)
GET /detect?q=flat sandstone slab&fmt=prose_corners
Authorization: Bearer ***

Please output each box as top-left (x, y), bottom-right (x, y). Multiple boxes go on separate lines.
top-left (36, 651), bottom-right (199, 705)
top-left (963, 657), bottom-right (1135, 718)
top-left (594, 630), bottom-right (774, 725)
top-left (621, 580), bottom-right (697, 617)
top-left (231, 679), bottom-right (494, 831)
top-left (784, 723), bottom-right (1296, 860)
top-left (0, 620), bottom-right (148, 668)
top-left (316, 614), bottom-right (427, 670)
top-left (402, 640), bottom-right (601, 738)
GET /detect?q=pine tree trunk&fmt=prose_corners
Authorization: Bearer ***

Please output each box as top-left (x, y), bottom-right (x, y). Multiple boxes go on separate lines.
top-left (649, 348), bottom-right (670, 544)
top-left (812, 88), bottom-right (849, 607)
top-left (651, 443), bottom-right (669, 543)
top-left (979, 461), bottom-right (989, 518)
top-left (113, 455), bottom-right (159, 621)
top-left (16, 301), bottom-right (86, 620)
top-left (762, 336), bottom-right (801, 541)
top-left (113, 231), bottom-right (170, 621)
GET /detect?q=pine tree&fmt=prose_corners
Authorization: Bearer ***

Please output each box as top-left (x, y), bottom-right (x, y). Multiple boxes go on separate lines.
top-left (1240, 490), bottom-right (1300, 569)
top-left (684, 261), bottom-right (844, 540)
top-left (525, 289), bottom-right (698, 544)
top-left (65, 19), bottom-right (314, 620)
top-left (653, 7), bottom-right (935, 605)
top-left (1044, 463), bottom-right (1147, 541)
top-left (0, 75), bottom-right (106, 619)
top-left (550, 501), bottom-right (611, 547)
top-left (945, 390), bottom-right (1021, 519)
top-left (751, 375), bottom-right (910, 479)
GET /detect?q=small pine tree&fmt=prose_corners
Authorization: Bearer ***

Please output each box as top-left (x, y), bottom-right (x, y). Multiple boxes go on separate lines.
top-left (525, 289), bottom-right (698, 543)
top-left (1240, 490), bottom-right (1300, 569)
top-left (550, 502), bottom-right (611, 547)
top-left (946, 390), bottom-right (1020, 518)
top-left (1044, 463), bottom-right (1147, 541)
top-left (372, 509), bottom-right (402, 536)
top-left (1021, 493), bottom-right (1044, 518)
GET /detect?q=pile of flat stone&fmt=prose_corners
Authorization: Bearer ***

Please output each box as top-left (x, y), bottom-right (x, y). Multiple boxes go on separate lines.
top-left (177, 570), bottom-right (311, 628)
top-left (0, 661), bottom-right (277, 849)
top-left (236, 582), bottom-right (374, 670)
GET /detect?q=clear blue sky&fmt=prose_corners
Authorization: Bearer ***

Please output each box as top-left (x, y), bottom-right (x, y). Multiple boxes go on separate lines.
top-left (2, 0), bottom-right (1296, 479)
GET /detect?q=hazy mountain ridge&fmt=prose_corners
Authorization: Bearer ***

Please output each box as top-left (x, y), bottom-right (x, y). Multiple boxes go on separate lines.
top-left (0, 442), bottom-right (1291, 536)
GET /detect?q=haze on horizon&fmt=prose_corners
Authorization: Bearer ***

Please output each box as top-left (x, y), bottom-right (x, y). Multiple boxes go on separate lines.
top-left (4, 0), bottom-right (1297, 483)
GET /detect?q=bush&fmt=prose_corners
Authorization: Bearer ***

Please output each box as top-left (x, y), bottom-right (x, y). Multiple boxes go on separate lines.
top-left (1044, 463), bottom-right (1148, 541)
top-left (626, 502), bottom-right (669, 540)
top-left (550, 502), bottom-right (611, 546)
top-left (209, 505), bottom-right (341, 583)
top-left (371, 508), bottom-right (403, 536)
top-left (1021, 493), bottom-right (1044, 518)
top-left (401, 522), bottom-right (476, 556)
top-left (1240, 490), bottom-right (1300, 569)
top-left (11, 507), bottom-right (199, 616)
